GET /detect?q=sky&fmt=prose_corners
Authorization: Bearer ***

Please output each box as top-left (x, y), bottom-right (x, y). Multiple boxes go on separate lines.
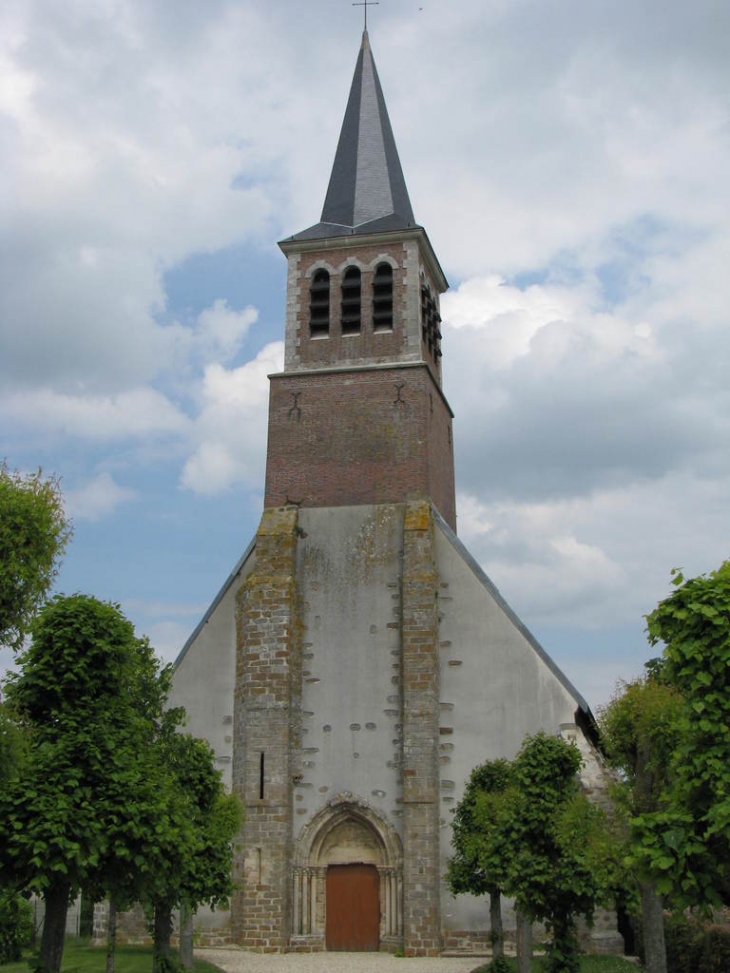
top-left (1, 0), bottom-right (729, 713)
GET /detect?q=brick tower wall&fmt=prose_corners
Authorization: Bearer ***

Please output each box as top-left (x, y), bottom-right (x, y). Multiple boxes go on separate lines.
top-left (264, 364), bottom-right (456, 530)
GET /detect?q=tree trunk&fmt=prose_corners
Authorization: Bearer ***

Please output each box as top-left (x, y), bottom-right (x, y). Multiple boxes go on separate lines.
top-left (152, 901), bottom-right (172, 973)
top-left (105, 897), bottom-right (117, 973)
top-left (548, 911), bottom-right (580, 973)
top-left (640, 881), bottom-right (667, 973)
top-left (40, 880), bottom-right (71, 973)
top-left (636, 740), bottom-right (667, 973)
top-left (179, 902), bottom-right (193, 971)
top-left (489, 888), bottom-right (504, 959)
top-left (516, 908), bottom-right (532, 973)
top-left (79, 894), bottom-right (95, 939)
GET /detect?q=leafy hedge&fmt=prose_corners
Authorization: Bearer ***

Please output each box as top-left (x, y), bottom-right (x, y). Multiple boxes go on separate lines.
top-left (664, 915), bottom-right (730, 973)
top-left (0, 889), bottom-right (34, 963)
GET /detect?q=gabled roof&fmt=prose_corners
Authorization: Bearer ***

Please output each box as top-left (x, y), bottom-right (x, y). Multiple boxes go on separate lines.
top-left (286, 31), bottom-right (417, 242)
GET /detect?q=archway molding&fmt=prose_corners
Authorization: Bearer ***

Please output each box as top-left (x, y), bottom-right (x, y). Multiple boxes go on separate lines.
top-left (291, 794), bottom-right (404, 949)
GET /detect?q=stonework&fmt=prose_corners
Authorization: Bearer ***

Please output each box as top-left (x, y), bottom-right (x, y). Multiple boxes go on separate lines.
top-left (232, 507), bottom-right (301, 950)
top-left (401, 500), bottom-right (442, 955)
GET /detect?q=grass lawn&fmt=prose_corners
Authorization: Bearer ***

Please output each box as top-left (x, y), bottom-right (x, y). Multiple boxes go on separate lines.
top-left (472, 957), bottom-right (638, 972)
top-left (0, 943), bottom-right (223, 973)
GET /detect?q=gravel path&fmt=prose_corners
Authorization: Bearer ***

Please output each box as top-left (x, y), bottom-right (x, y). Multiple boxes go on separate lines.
top-left (197, 948), bottom-right (485, 973)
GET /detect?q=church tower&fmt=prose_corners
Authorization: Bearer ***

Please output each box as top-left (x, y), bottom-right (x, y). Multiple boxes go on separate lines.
top-left (170, 29), bottom-right (617, 958)
top-left (267, 29), bottom-right (455, 528)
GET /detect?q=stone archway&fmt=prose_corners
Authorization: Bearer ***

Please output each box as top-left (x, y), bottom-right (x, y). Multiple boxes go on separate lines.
top-left (291, 795), bottom-right (403, 951)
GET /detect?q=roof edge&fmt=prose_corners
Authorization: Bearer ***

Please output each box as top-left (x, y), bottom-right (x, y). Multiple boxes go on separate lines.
top-left (279, 224), bottom-right (448, 293)
top-left (172, 536), bottom-right (256, 670)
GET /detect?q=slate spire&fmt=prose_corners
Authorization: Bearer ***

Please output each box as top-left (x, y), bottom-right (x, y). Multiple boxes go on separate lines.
top-left (288, 31), bottom-right (417, 241)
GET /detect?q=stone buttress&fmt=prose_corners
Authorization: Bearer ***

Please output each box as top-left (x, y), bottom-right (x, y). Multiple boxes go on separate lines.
top-left (232, 507), bottom-right (301, 950)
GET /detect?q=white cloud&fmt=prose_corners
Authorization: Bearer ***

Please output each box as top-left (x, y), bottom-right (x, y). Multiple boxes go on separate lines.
top-left (124, 598), bottom-right (208, 620)
top-left (458, 468), bottom-right (730, 633)
top-left (442, 242), bottom-right (729, 505)
top-left (65, 471), bottom-right (137, 521)
top-left (194, 300), bottom-right (258, 364)
top-left (181, 340), bottom-right (284, 494)
top-left (138, 620), bottom-right (196, 665)
top-left (1, 387), bottom-right (190, 441)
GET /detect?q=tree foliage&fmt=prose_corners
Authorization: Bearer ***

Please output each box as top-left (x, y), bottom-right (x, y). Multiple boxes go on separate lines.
top-left (449, 734), bottom-right (619, 973)
top-left (0, 701), bottom-right (28, 789)
top-left (599, 561), bottom-right (730, 971)
top-left (599, 672), bottom-right (684, 973)
top-left (448, 758), bottom-right (512, 897)
top-left (0, 463), bottom-right (71, 651)
top-left (143, 732), bottom-right (241, 973)
top-left (644, 561), bottom-right (730, 907)
top-left (448, 759), bottom-right (512, 965)
top-left (0, 887), bottom-right (33, 963)
top-left (0, 595), bottom-right (179, 973)
top-left (504, 733), bottom-right (618, 973)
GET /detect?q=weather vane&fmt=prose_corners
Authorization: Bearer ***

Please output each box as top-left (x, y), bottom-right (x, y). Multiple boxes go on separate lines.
top-left (353, 0), bottom-right (379, 30)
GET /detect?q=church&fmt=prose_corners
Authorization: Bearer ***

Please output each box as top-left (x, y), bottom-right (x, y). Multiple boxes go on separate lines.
top-left (169, 29), bottom-right (613, 955)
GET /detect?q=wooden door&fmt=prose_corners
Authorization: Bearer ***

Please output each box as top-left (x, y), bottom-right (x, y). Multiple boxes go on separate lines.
top-left (325, 863), bottom-right (380, 951)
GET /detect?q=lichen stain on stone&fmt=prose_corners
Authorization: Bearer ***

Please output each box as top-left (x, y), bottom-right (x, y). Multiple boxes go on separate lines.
top-left (404, 499), bottom-right (431, 532)
top-left (344, 504), bottom-right (401, 581)
top-left (300, 542), bottom-right (329, 579)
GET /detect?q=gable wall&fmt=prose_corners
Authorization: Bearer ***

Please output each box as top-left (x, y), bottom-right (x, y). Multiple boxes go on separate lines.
top-left (434, 523), bottom-right (588, 933)
top-left (168, 548), bottom-right (256, 791)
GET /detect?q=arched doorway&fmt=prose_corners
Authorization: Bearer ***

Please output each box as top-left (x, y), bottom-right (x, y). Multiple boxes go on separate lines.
top-left (292, 797), bottom-right (403, 951)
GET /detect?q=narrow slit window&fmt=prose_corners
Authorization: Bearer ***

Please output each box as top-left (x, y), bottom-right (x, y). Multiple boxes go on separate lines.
top-left (259, 752), bottom-right (265, 799)
top-left (372, 263), bottom-right (393, 331)
top-left (309, 269), bottom-right (330, 337)
top-left (341, 266), bottom-right (361, 334)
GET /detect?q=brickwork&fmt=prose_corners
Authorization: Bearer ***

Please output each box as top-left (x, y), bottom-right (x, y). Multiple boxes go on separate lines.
top-left (401, 499), bottom-right (442, 955)
top-left (264, 365), bottom-right (456, 529)
top-left (294, 242), bottom-right (412, 371)
top-left (280, 229), bottom-right (447, 391)
top-left (231, 507), bottom-right (302, 950)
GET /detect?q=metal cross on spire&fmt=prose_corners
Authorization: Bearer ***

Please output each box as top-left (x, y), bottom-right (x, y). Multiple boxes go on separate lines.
top-left (352, 0), bottom-right (379, 30)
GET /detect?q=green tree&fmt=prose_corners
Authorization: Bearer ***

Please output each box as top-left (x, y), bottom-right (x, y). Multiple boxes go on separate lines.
top-left (645, 561), bottom-right (730, 907)
top-left (599, 672), bottom-right (684, 973)
top-left (0, 595), bottom-right (174, 973)
top-left (505, 733), bottom-right (616, 973)
top-left (0, 463), bottom-right (71, 651)
top-left (0, 887), bottom-right (33, 963)
top-left (448, 759), bottom-right (512, 967)
top-left (144, 732), bottom-right (241, 973)
top-left (451, 735), bottom-right (619, 973)
top-left (0, 701), bottom-right (28, 789)
top-left (0, 701), bottom-right (33, 966)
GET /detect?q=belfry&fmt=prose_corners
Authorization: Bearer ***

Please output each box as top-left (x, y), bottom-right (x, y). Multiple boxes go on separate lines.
top-left (170, 30), bottom-right (615, 954)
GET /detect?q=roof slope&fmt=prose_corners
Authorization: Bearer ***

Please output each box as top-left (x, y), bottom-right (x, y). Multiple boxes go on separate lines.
top-left (287, 31), bottom-right (417, 242)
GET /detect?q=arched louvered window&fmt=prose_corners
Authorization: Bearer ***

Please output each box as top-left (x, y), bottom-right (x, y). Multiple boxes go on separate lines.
top-left (310, 269), bottom-right (330, 337)
top-left (372, 263), bottom-right (393, 331)
top-left (420, 281), bottom-right (442, 361)
top-left (341, 266), bottom-right (361, 334)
